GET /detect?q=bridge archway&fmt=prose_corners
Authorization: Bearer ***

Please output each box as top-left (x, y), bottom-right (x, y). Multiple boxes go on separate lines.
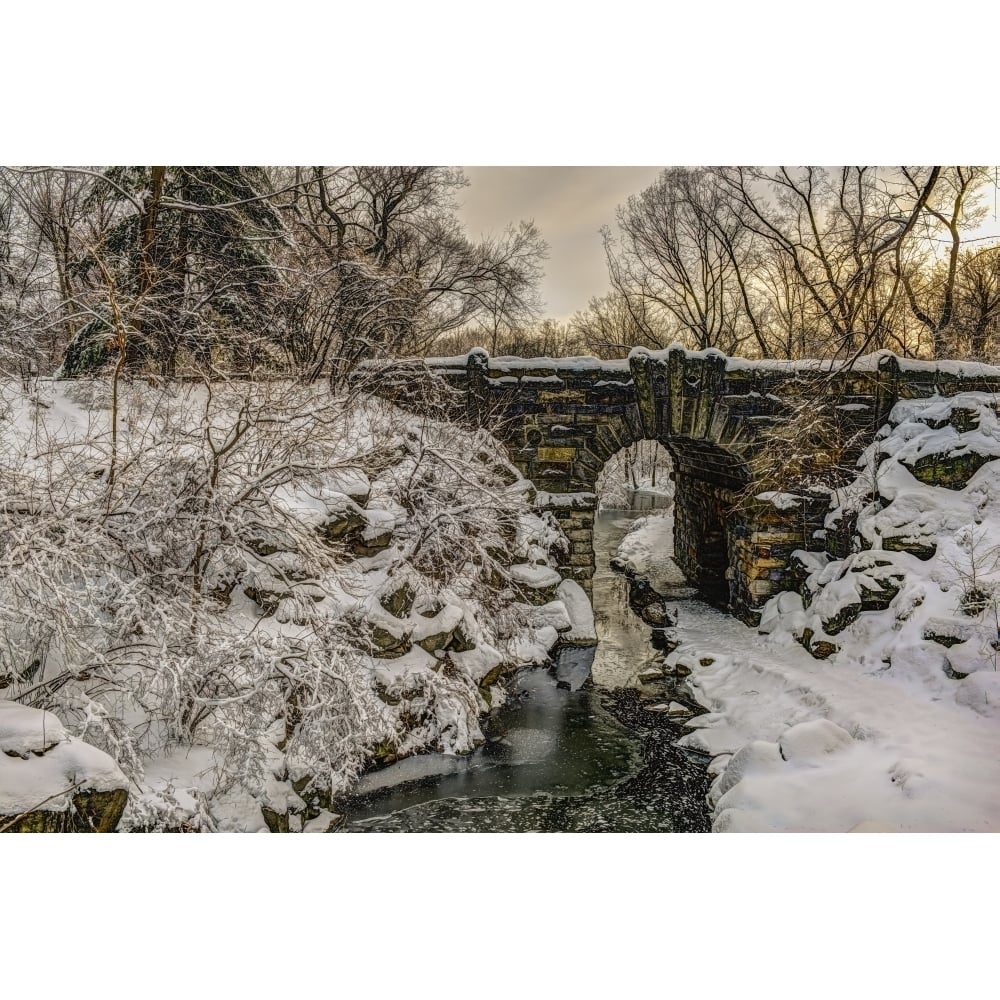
top-left (596, 439), bottom-right (674, 511)
top-left (450, 352), bottom-right (757, 609)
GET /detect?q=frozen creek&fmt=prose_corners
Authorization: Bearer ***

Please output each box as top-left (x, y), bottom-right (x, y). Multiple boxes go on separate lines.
top-left (338, 510), bottom-right (716, 832)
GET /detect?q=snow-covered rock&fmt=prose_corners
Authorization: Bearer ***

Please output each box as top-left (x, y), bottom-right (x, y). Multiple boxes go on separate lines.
top-left (955, 671), bottom-right (1000, 718)
top-left (778, 719), bottom-right (854, 764)
top-left (556, 579), bottom-right (597, 645)
top-left (0, 701), bottom-right (128, 832)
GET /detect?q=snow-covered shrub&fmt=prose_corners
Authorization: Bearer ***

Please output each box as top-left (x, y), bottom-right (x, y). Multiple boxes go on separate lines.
top-left (736, 376), bottom-right (870, 513)
top-left (0, 377), bottom-right (570, 829)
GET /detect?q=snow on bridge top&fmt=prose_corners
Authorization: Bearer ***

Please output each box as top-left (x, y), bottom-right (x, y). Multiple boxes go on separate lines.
top-left (423, 344), bottom-right (1000, 379)
top-left (393, 347), bottom-right (1000, 453)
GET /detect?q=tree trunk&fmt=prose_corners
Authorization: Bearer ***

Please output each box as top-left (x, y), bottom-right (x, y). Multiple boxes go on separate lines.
top-left (132, 165), bottom-right (166, 368)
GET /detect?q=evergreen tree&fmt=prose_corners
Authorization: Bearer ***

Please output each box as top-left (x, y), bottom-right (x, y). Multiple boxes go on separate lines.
top-left (62, 166), bottom-right (285, 376)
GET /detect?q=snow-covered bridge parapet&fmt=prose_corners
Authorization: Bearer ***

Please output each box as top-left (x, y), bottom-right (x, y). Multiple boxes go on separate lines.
top-left (376, 347), bottom-right (1000, 620)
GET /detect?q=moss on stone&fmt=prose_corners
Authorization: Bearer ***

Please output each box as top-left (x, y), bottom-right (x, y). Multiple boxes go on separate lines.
top-left (72, 788), bottom-right (128, 832)
top-left (822, 602), bottom-right (862, 635)
top-left (370, 626), bottom-right (411, 658)
top-left (857, 576), bottom-right (902, 612)
top-left (1, 786), bottom-right (128, 834)
top-left (380, 582), bottom-right (416, 618)
top-left (318, 510), bottom-right (366, 542)
top-left (882, 535), bottom-right (936, 560)
top-left (907, 451), bottom-right (992, 490)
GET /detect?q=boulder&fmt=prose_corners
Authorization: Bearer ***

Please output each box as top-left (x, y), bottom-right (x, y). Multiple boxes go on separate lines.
top-left (345, 530), bottom-right (394, 558)
top-left (882, 535), bottom-right (936, 561)
top-left (244, 584), bottom-right (289, 616)
top-left (445, 623), bottom-right (478, 654)
top-left (905, 450), bottom-right (992, 490)
top-left (510, 563), bottom-right (562, 605)
top-left (821, 601), bottom-right (862, 636)
top-left (326, 468), bottom-right (372, 506)
top-left (0, 701), bottom-right (129, 833)
top-left (416, 629), bottom-right (455, 655)
top-left (639, 602), bottom-right (672, 628)
top-left (778, 719), bottom-right (854, 763)
top-left (799, 627), bottom-right (839, 660)
top-left (380, 581), bottom-right (416, 618)
top-left (369, 626), bottom-right (412, 659)
top-left (318, 507), bottom-right (366, 544)
top-left (923, 617), bottom-right (978, 647)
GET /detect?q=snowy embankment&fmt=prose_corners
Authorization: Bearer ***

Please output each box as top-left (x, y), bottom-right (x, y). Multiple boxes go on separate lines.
top-left (0, 379), bottom-right (593, 831)
top-left (670, 392), bottom-right (1000, 831)
top-left (612, 511), bottom-right (689, 595)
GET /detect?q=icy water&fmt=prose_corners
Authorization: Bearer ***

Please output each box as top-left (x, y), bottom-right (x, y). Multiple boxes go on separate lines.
top-left (338, 511), bottom-right (713, 832)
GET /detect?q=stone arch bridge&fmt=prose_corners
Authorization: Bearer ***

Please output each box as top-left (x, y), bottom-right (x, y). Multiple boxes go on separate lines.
top-left (377, 347), bottom-right (1000, 624)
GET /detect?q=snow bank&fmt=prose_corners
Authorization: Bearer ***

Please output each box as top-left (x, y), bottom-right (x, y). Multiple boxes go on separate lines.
top-left (669, 392), bottom-right (1000, 832)
top-left (556, 579), bottom-right (597, 644)
top-left (613, 512), bottom-right (688, 594)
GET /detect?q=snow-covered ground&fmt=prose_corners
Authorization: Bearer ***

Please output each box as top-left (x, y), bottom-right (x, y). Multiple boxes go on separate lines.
top-left (665, 601), bottom-right (1000, 831)
top-left (664, 392), bottom-right (1000, 831)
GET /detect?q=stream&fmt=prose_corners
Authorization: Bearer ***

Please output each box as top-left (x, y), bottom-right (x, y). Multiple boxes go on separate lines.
top-left (338, 509), bottom-right (714, 832)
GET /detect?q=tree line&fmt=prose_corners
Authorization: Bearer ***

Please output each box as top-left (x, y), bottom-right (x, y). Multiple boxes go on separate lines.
top-left (3, 166), bottom-right (998, 378)
top-left (0, 166), bottom-right (546, 379)
top-left (592, 166), bottom-right (1000, 362)
top-left (445, 167), bottom-right (1000, 364)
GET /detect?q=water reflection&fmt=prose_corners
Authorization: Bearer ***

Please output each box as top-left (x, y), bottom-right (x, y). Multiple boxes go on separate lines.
top-left (590, 510), bottom-right (667, 688)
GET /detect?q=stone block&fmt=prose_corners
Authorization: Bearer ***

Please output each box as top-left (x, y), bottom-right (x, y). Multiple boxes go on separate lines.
top-left (536, 446), bottom-right (577, 464)
top-left (538, 389), bottom-right (585, 403)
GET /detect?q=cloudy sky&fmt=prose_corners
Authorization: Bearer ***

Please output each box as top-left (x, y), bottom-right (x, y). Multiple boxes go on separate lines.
top-left (458, 166), bottom-right (665, 320)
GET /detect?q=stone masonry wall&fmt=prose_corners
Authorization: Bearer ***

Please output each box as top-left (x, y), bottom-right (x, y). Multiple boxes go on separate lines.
top-left (728, 493), bottom-right (831, 626)
top-left (542, 500), bottom-right (596, 598)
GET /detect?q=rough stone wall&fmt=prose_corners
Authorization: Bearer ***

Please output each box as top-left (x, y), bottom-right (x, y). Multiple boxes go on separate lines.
top-left (728, 494), bottom-right (831, 626)
top-left (541, 500), bottom-right (596, 598)
top-left (672, 475), bottom-right (734, 606)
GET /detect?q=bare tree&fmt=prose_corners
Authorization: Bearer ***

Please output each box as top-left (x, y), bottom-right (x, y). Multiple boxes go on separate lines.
top-left (275, 166), bottom-right (546, 379)
top-left (953, 245), bottom-right (1000, 359)
top-left (716, 166), bottom-right (941, 359)
top-left (605, 167), bottom-right (766, 354)
top-left (896, 166), bottom-right (993, 357)
top-left (569, 290), bottom-right (664, 357)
